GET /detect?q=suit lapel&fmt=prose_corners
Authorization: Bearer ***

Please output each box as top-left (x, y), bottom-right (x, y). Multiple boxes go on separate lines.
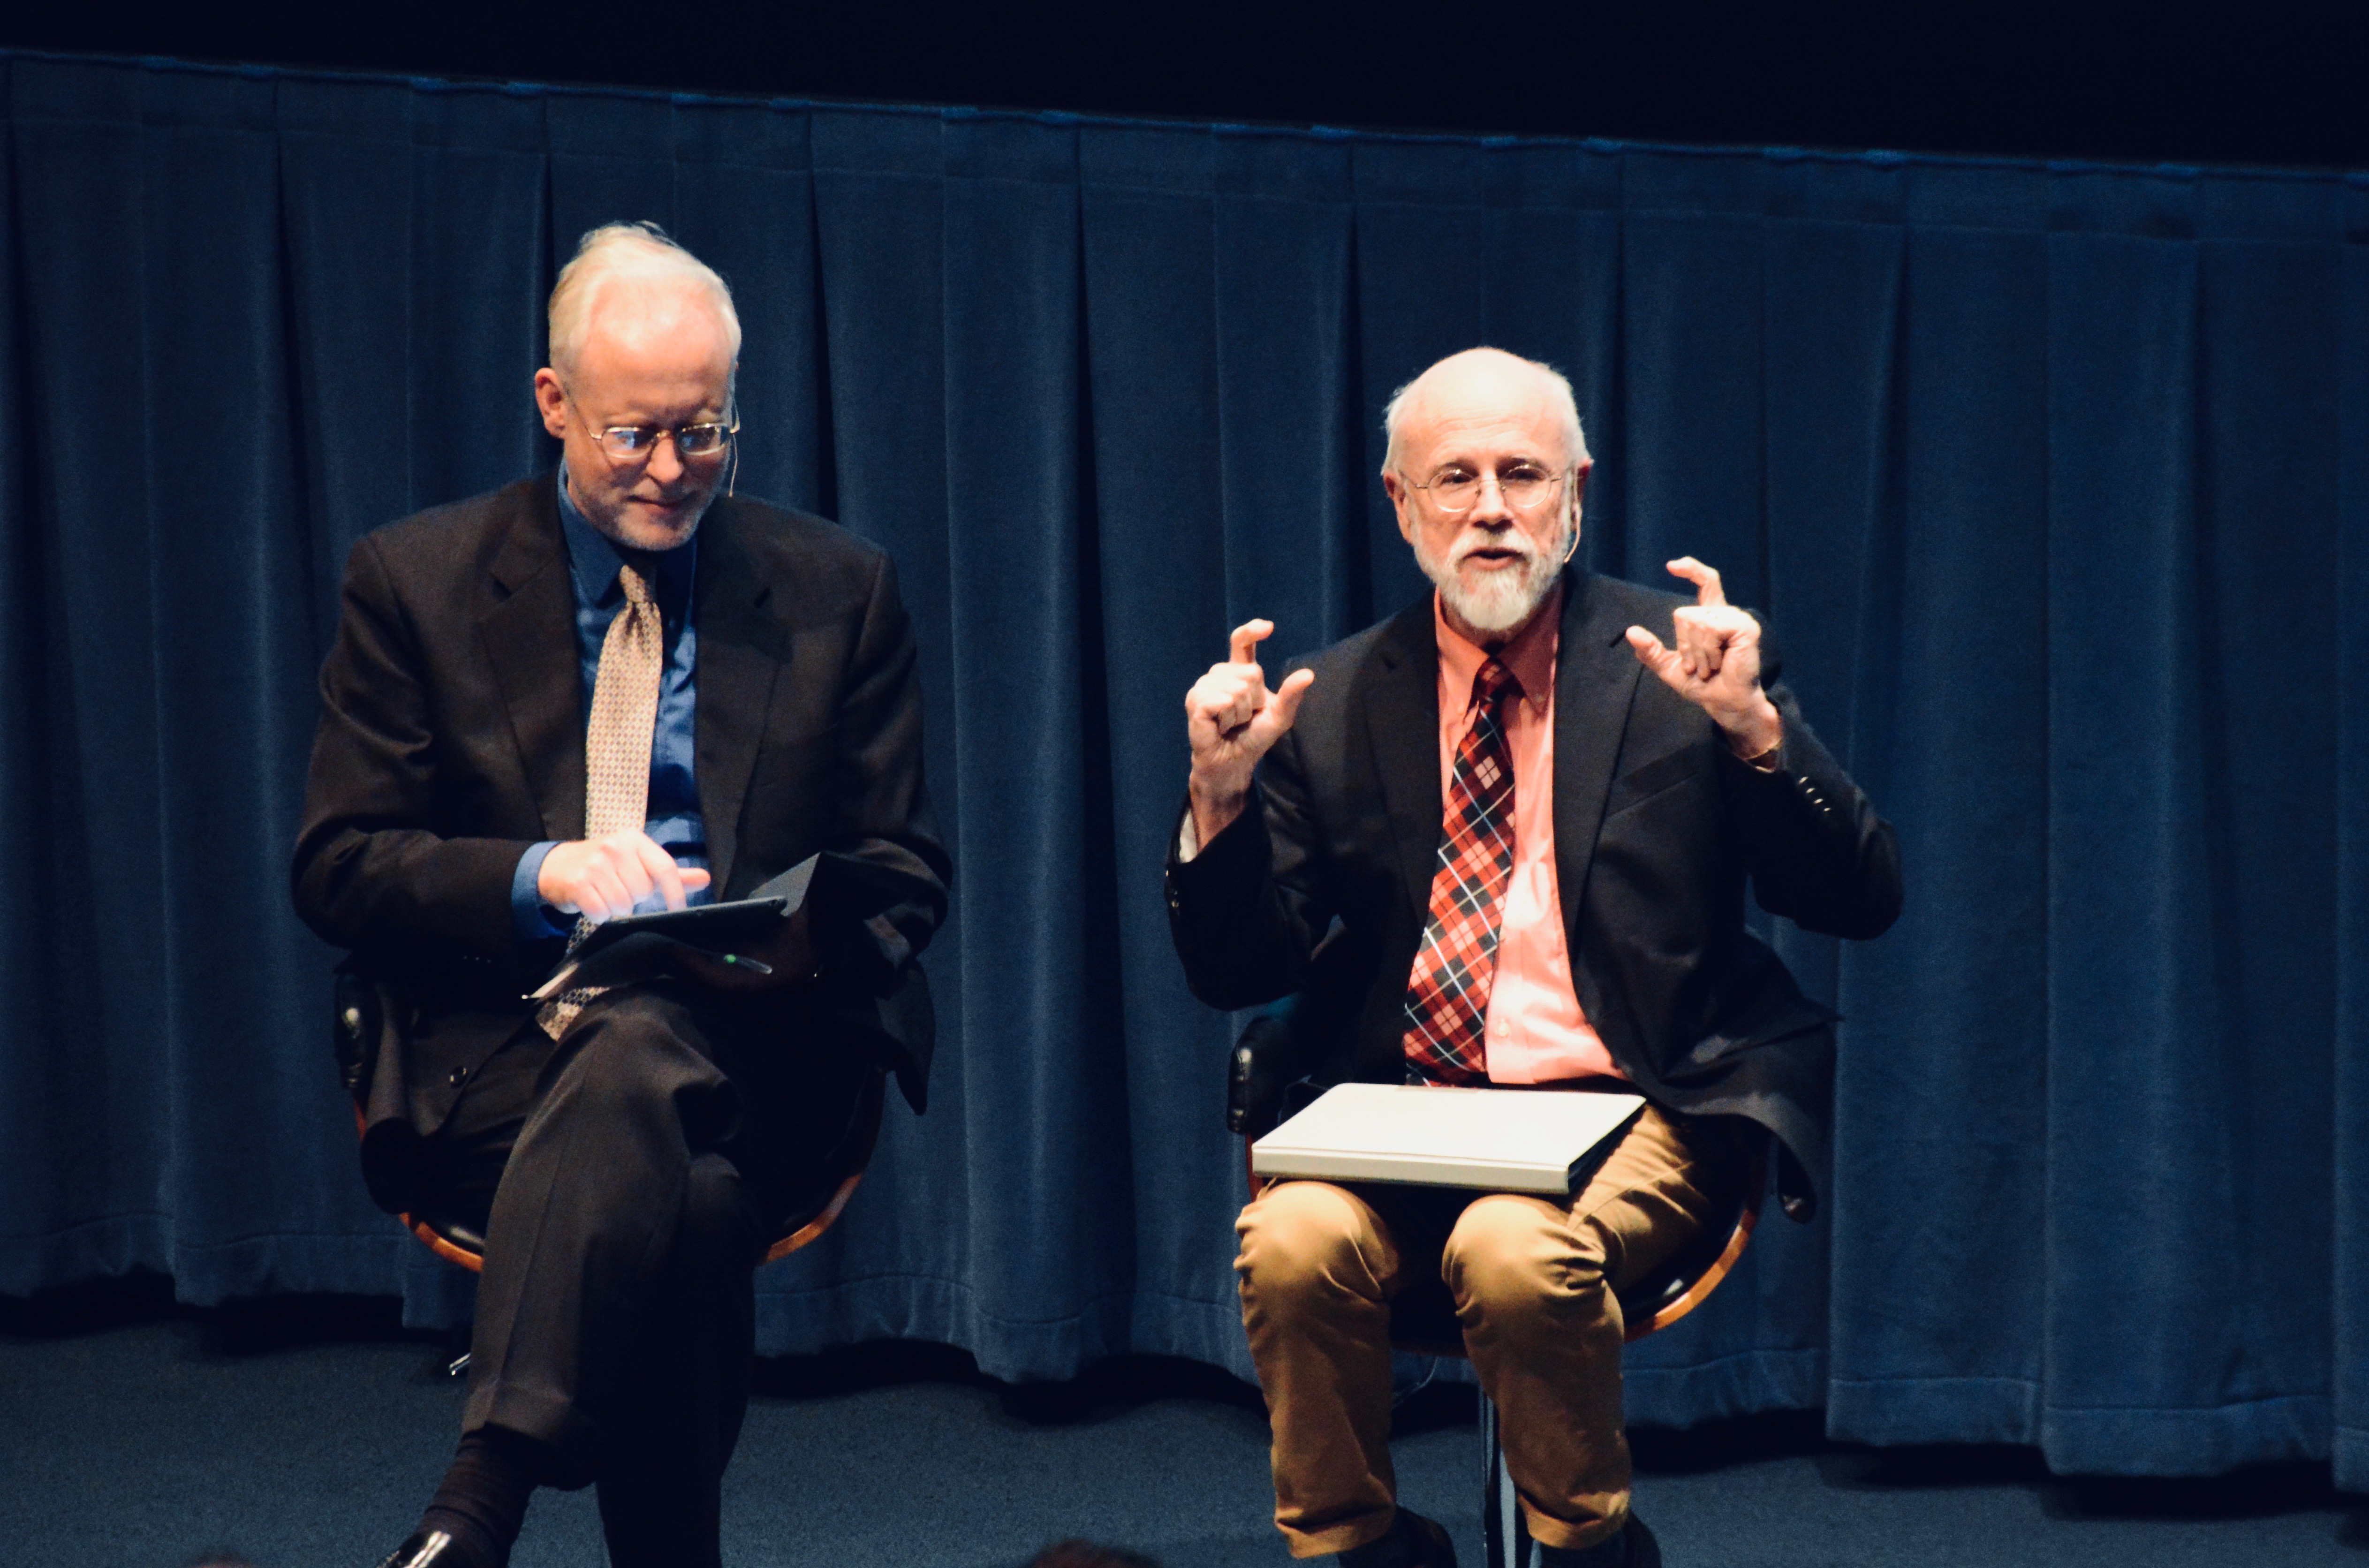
top-left (477, 477), bottom-right (586, 841)
top-left (692, 503), bottom-right (785, 897)
top-left (1551, 567), bottom-right (1645, 940)
top-left (1360, 600), bottom-right (1443, 930)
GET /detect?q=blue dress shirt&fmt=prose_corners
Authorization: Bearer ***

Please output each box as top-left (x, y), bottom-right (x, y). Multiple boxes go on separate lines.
top-left (509, 469), bottom-right (711, 939)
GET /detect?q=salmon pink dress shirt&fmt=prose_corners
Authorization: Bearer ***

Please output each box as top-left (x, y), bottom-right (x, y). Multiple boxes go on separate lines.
top-left (1431, 589), bottom-right (1625, 1085)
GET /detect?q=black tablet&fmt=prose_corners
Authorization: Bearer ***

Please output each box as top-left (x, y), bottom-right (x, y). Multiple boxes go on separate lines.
top-left (568, 894), bottom-right (795, 965)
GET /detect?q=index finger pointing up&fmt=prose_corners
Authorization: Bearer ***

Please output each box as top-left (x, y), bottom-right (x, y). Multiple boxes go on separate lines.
top-left (1665, 557), bottom-right (1727, 608)
top-left (1228, 619), bottom-right (1275, 666)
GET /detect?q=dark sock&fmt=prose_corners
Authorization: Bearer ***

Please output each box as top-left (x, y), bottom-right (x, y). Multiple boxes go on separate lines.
top-left (416, 1426), bottom-right (545, 1568)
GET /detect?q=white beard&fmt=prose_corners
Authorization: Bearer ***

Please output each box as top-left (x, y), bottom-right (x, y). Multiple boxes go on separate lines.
top-left (1414, 513), bottom-right (1573, 636)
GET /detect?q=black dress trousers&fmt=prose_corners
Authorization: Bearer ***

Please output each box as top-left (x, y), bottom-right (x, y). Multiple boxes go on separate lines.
top-left (420, 979), bottom-right (875, 1568)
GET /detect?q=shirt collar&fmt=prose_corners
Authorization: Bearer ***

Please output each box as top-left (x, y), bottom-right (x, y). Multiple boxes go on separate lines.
top-left (1433, 581), bottom-right (1562, 718)
top-left (555, 463), bottom-right (696, 615)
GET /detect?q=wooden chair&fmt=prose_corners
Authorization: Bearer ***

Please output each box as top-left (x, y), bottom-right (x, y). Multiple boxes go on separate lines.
top-left (1229, 1005), bottom-right (1767, 1568)
top-left (334, 967), bottom-right (876, 1367)
top-left (353, 1102), bottom-right (876, 1275)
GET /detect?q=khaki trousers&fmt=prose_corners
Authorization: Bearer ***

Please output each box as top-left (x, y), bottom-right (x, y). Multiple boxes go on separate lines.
top-left (1235, 1105), bottom-right (1746, 1557)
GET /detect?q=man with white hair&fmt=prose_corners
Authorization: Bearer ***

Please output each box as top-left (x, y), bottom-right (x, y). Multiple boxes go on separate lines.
top-left (295, 223), bottom-right (948, 1568)
top-left (1167, 348), bottom-right (1900, 1566)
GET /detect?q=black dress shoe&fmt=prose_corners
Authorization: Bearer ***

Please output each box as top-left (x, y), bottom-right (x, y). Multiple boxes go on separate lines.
top-left (1338, 1506), bottom-right (1457, 1568)
top-left (1401, 1507), bottom-right (1458, 1568)
top-left (1535, 1509), bottom-right (1658, 1568)
top-left (372, 1530), bottom-right (463, 1568)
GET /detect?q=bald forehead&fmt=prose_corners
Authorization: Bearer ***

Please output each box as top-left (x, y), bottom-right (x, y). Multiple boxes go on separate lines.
top-left (580, 273), bottom-right (732, 355)
top-left (1393, 351), bottom-right (1572, 464)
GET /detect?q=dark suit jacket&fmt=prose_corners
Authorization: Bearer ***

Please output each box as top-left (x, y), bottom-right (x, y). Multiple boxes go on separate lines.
top-left (293, 473), bottom-right (950, 1213)
top-left (1165, 567), bottom-right (1900, 1214)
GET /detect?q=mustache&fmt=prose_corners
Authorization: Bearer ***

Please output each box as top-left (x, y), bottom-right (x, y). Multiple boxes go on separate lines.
top-left (1448, 532), bottom-right (1544, 568)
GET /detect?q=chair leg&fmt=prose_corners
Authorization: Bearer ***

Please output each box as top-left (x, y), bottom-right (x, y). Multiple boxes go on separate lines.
top-left (1479, 1388), bottom-right (1529, 1568)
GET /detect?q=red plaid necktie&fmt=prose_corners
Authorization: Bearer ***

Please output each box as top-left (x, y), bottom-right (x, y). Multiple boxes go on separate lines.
top-left (1401, 656), bottom-right (1519, 1086)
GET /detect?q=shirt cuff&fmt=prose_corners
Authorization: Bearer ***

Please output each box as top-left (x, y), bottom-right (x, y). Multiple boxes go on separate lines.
top-left (1177, 811), bottom-right (1201, 864)
top-left (511, 841), bottom-right (568, 941)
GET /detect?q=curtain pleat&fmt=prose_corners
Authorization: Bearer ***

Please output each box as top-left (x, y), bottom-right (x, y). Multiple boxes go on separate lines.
top-left (2334, 226), bottom-right (2369, 1493)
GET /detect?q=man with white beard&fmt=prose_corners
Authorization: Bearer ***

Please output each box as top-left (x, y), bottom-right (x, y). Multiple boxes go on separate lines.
top-left (1165, 348), bottom-right (1901, 1568)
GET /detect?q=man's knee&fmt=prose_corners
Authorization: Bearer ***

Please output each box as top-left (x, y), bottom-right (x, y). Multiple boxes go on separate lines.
top-left (555, 998), bottom-right (731, 1131)
top-left (1235, 1182), bottom-right (1394, 1308)
top-left (1442, 1194), bottom-right (1610, 1318)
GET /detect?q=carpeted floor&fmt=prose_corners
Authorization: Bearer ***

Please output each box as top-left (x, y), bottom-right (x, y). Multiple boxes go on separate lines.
top-left (4, 1276), bottom-right (2364, 1568)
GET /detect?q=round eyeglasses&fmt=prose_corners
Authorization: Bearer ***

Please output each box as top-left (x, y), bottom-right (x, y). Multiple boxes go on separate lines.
top-left (1403, 461), bottom-right (1569, 515)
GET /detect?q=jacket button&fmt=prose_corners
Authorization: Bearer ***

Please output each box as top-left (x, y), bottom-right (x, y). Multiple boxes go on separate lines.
top-left (449, 1067), bottom-right (468, 1086)
top-left (1166, 886), bottom-right (1181, 910)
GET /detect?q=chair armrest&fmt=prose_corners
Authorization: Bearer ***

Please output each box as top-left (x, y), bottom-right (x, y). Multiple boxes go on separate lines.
top-left (331, 962), bottom-right (381, 1103)
top-left (1774, 1138), bottom-right (1817, 1222)
top-left (1228, 1008), bottom-right (1315, 1140)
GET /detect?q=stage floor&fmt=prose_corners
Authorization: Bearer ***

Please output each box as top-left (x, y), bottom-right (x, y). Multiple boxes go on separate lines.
top-left (2, 1282), bottom-right (2361, 1567)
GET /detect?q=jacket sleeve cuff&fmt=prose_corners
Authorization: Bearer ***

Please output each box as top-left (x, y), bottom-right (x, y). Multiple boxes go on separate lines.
top-left (510, 841), bottom-right (568, 942)
top-left (1165, 792), bottom-right (1271, 911)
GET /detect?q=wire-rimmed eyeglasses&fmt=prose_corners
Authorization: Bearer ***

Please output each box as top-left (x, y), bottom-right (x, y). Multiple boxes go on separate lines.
top-left (564, 388), bottom-right (738, 464)
top-left (1402, 461), bottom-right (1570, 515)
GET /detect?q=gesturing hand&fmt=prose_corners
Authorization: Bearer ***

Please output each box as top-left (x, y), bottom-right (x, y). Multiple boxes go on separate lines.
top-left (1183, 620), bottom-right (1317, 847)
top-left (538, 830), bottom-right (712, 925)
top-left (1623, 558), bottom-right (1784, 759)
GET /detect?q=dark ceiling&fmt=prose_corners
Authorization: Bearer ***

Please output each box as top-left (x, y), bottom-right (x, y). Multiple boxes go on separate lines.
top-left (6, 0), bottom-right (2365, 170)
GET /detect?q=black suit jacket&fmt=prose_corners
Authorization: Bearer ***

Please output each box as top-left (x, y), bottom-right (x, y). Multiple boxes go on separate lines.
top-left (293, 474), bottom-right (949, 1211)
top-left (1165, 567), bottom-right (1900, 1214)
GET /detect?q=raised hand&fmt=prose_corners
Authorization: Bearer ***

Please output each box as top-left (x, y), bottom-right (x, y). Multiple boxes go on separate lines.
top-left (1623, 558), bottom-right (1784, 759)
top-left (1184, 619), bottom-right (1317, 846)
top-left (538, 829), bottom-right (712, 924)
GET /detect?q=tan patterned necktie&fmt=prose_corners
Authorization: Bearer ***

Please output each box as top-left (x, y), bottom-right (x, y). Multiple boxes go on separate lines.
top-left (538, 562), bottom-right (664, 1038)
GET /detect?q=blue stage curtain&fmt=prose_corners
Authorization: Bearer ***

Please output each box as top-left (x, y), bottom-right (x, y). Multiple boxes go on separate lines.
top-left (2, 51), bottom-right (2365, 1485)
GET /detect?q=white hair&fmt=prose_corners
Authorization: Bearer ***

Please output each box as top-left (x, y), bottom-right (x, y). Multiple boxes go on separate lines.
top-left (1381, 348), bottom-right (1590, 475)
top-left (546, 221), bottom-right (742, 381)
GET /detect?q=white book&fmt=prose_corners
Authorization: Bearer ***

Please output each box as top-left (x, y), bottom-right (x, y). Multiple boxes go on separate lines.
top-left (1252, 1083), bottom-right (1646, 1195)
